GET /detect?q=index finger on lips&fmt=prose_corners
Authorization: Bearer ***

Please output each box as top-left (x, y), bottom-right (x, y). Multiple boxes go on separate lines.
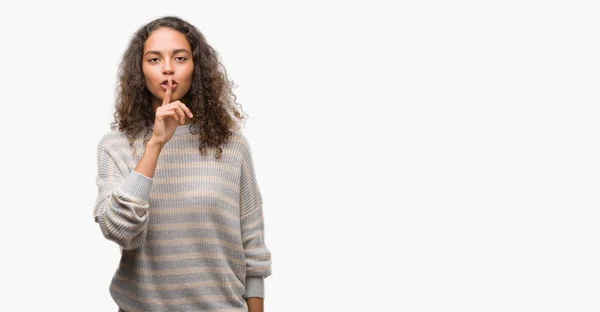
top-left (162, 78), bottom-right (173, 106)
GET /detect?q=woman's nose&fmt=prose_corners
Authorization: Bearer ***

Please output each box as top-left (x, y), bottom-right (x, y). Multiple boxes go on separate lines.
top-left (162, 61), bottom-right (173, 75)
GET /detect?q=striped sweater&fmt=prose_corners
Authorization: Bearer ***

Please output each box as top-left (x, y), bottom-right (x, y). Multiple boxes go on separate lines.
top-left (93, 123), bottom-right (272, 312)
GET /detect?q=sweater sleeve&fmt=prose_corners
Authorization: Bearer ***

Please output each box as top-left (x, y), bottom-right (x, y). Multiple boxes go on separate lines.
top-left (239, 137), bottom-right (272, 299)
top-left (93, 140), bottom-right (153, 250)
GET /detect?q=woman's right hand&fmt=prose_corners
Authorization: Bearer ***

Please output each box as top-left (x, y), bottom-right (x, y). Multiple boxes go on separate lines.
top-left (149, 78), bottom-right (193, 146)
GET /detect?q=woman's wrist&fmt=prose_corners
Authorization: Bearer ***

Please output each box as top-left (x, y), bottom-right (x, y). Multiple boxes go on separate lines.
top-left (146, 138), bottom-right (165, 149)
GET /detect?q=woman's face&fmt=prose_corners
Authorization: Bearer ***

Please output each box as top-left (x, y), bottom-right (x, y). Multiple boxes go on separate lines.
top-left (142, 27), bottom-right (194, 112)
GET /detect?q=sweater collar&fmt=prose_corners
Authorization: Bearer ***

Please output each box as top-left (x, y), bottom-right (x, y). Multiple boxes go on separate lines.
top-left (150, 123), bottom-right (199, 136)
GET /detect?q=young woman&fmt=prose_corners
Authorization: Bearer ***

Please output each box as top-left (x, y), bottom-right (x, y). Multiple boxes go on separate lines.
top-left (93, 15), bottom-right (272, 312)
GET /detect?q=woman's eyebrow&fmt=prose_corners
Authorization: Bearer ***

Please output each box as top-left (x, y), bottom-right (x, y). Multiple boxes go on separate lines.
top-left (144, 49), bottom-right (191, 56)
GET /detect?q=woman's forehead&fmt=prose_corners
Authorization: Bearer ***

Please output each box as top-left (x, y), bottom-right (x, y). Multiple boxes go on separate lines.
top-left (144, 27), bottom-right (191, 53)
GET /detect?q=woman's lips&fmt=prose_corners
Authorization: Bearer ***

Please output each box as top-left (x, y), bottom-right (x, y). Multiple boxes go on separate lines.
top-left (160, 82), bottom-right (178, 91)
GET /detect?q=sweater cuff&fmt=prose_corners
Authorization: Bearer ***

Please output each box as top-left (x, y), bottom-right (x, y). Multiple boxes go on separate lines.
top-left (244, 276), bottom-right (265, 298)
top-left (123, 170), bottom-right (153, 201)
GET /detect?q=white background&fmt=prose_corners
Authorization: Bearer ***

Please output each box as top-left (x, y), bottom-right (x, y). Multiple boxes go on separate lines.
top-left (0, 1), bottom-right (598, 311)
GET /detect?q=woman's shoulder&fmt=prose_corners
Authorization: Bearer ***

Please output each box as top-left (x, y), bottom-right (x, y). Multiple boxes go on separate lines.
top-left (229, 129), bottom-right (246, 142)
top-left (228, 130), bottom-right (252, 150)
top-left (96, 128), bottom-right (139, 152)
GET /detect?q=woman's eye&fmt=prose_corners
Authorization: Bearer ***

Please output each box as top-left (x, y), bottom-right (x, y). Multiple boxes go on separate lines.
top-left (176, 57), bottom-right (187, 61)
top-left (148, 58), bottom-right (159, 63)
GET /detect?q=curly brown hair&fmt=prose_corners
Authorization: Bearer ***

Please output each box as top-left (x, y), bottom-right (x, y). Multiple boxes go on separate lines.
top-left (111, 15), bottom-right (247, 159)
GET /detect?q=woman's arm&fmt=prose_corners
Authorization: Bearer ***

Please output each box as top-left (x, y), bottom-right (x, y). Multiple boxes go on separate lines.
top-left (93, 139), bottom-right (158, 250)
top-left (246, 297), bottom-right (264, 312)
top-left (239, 135), bottom-right (272, 299)
top-left (134, 140), bottom-right (163, 178)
